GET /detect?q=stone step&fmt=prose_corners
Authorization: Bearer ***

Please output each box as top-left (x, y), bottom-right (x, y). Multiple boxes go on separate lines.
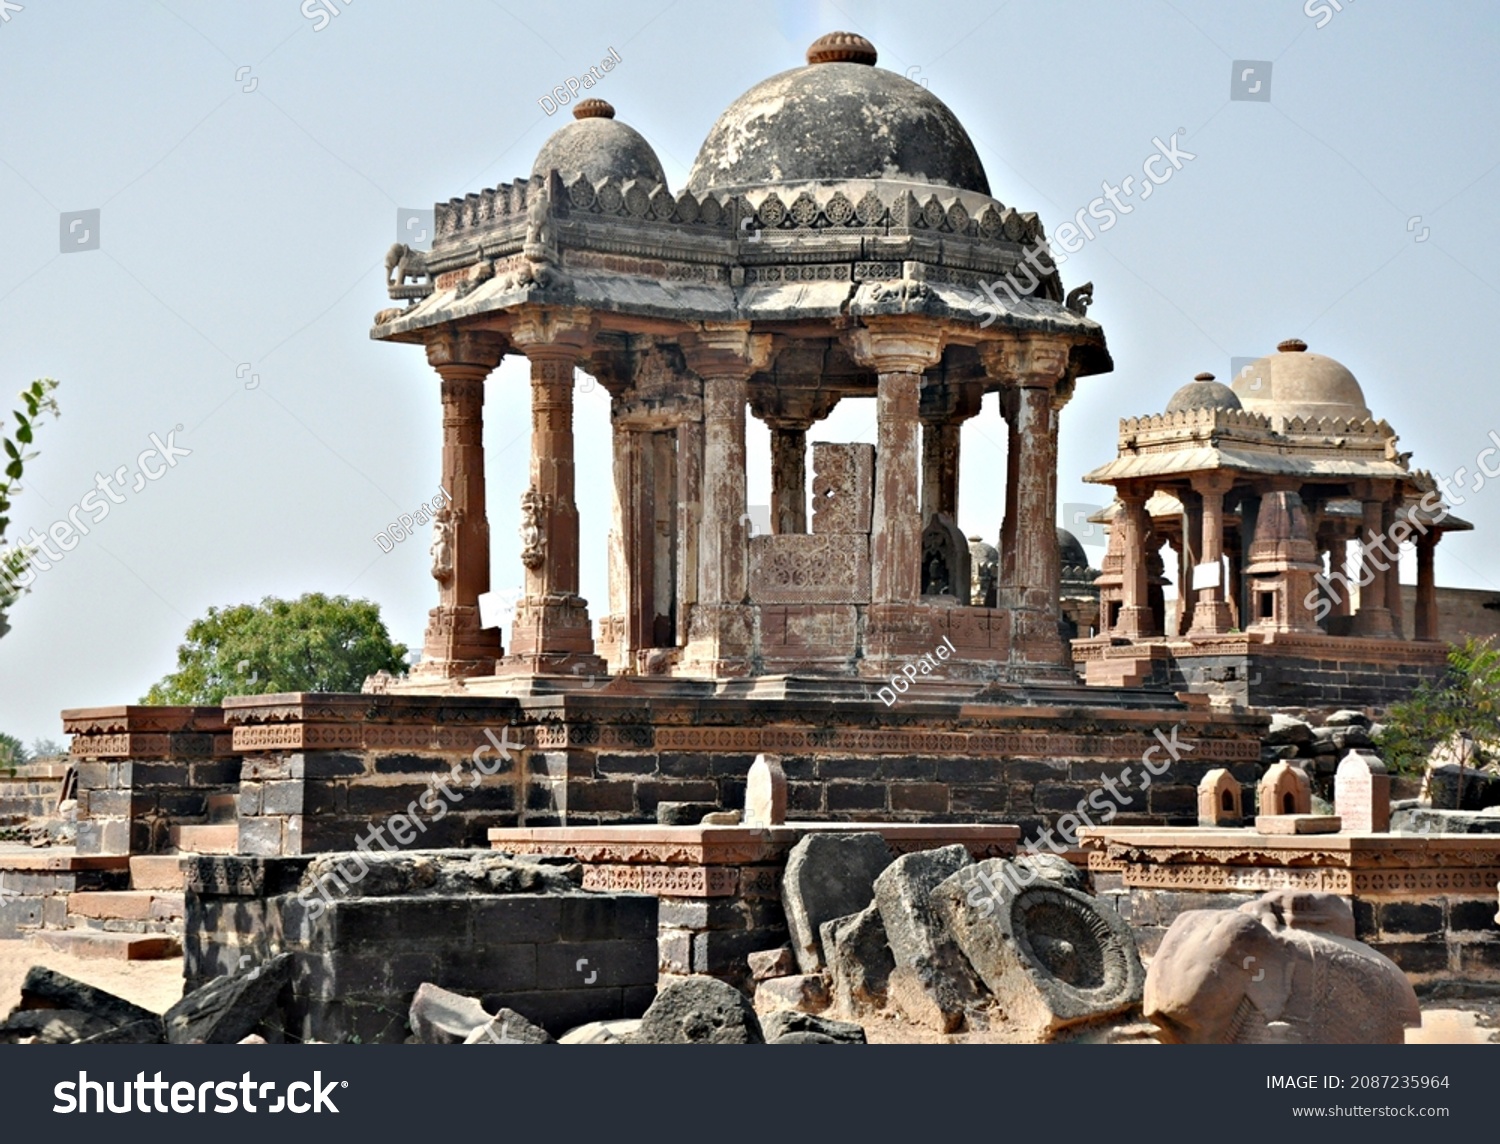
top-left (170, 824), bottom-right (238, 855)
top-left (1083, 657), bottom-right (1154, 688)
top-left (129, 854), bottom-right (184, 891)
top-left (28, 929), bottom-right (182, 961)
top-left (68, 890), bottom-right (184, 922)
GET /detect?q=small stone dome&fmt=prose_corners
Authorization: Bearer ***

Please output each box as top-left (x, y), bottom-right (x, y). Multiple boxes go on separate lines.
top-left (687, 33), bottom-right (989, 196)
top-left (1058, 528), bottom-right (1090, 571)
top-left (1231, 339), bottom-right (1372, 422)
top-left (1165, 371), bottom-right (1242, 414)
top-left (532, 100), bottom-right (668, 187)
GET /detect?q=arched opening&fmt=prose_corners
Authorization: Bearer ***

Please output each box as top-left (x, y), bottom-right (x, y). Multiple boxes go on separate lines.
top-left (1221, 789), bottom-right (1235, 812)
top-left (1281, 791), bottom-right (1295, 814)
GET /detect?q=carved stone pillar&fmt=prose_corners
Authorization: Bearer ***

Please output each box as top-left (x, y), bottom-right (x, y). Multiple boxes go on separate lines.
top-left (679, 325), bottom-right (770, 675)
top-left (411, 330), bottom-right (504, 681)
top-left (983, 335), bottom-right (1073, 677)
top-left (1415, 531), bottom-right (1440, 640)
top-left (849, 323), bottom-right (944, 607)
top-left (1384, 501), bottom-right (1405, 639)
top-left (1351, 483), bottom-right (1395, 639)
top-left (919, 382), bottom-right (982, 523)
top-left (502, 311), bottom-right (604, 675)
top-left (769, 427), bottom-right (807, 534)
top-left (1188, 473), bottom-right (1235, 636)
top-left (1115, 490), bottom-right (1158, 639)
top-left (676, 418), bottom-right (703, 648)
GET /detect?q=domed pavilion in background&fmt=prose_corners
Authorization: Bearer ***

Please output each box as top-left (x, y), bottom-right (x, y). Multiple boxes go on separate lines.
top-left (373, 31), bottom-right (1114, 691)
top-left (1073, 339), bottom-right (1470, 705)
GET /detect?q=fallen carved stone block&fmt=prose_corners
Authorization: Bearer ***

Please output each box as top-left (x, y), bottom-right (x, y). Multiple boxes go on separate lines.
top-left (782, 832), bottom-right (893, 974)
top-left (933, 859), bottom-right (1144, 1039)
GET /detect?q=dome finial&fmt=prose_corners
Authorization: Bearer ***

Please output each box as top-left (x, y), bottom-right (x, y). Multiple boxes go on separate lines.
top-left (1193, 371), bottom-right (1215, 382)
top-left (807, 31), bottom-right (877, 66)
top-left (573, 99), bottom-right (615, 120)
top-left (1278, 337), bottom-right (1308, 353)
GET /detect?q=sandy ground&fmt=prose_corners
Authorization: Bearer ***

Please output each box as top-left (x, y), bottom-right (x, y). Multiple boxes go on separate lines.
top-left (0, 939), bottom-right (185, 1017)
top-left (2, 937), bottom-right (1495, 1044)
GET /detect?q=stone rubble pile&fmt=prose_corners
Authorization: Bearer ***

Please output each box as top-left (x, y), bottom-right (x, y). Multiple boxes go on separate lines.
top-left (751, 832), bottom-right (1145, 1040)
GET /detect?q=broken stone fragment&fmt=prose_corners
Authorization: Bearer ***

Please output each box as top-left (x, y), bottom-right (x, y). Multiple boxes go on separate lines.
top-left (9, 966), bottom-right (165, 1044)
top-left (747, 946), bottom-right (796, 981)
top-left (626, 977), bottom-right (764, 1044)
top-left (165, 953), bottom-right (295, 1045)
top-left (873, 844), bottom-right (983, 1032)
top-left (557, 1018), bottom-right (641, 1044)
top-left (781, 832), bottom-right (894, 973)
top-left (463, 1008), bottom-right (555, 1044)
top-left (753, 973), bottom-right (829, 1015)
top-left (408, 982), bottom-right (494, 1045)
top-left (762, 1009), bottom-right (866, 1044)
top-left (821, 904), bottom-right (894, 1017)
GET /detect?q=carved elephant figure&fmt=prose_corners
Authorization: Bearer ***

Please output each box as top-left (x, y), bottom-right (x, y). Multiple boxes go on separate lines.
top-left (1144, 890), bottom-right (1420, 1044)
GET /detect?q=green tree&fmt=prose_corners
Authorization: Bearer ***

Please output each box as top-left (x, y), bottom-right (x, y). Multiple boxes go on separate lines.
top-left (1377, 638), bottom-right (1500, 774)
top-left (142, 593), bottom-right (408, 704)
top-left (0, 378), bottom-right (61, 638)
top-left (0, 732), bottom-right (26, 776)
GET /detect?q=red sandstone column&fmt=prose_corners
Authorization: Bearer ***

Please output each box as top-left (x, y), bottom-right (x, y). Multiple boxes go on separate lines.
top-left (770, 427), bottom-right (807, 534)
top-left (503, 311), bottom-right (604, 674)
top-left (1384, 501), bottom-right (1405, 638)
top-left (679, 325), bottom-right (769, 675)
top-left (1115, 490), bottom-right (1159, 639)
top-left (920, 419), bottom-right (961, 521)
top-left (1188, 473), bottom-right (1235, 635)
top-left (675, 418), bottom-right (703, 648)
top-left (850, 323), bottom-right (944, 606)
top-left (983, 336), bottom-right (1072, 676)
top-left (1352, 484), bottom-right (1395, 638)
top-left (412, 331), bottom-right (504, 681)
top-left (1415, 531), bottom-right (1440, 640)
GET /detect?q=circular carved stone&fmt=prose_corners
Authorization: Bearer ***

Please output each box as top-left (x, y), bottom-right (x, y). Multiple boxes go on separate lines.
top-left (806, 31), bottom-right (877, 66)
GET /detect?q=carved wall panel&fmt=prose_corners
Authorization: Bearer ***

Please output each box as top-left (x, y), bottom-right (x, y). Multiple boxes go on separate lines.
top-left (748, 534), bottom-right (870, 604)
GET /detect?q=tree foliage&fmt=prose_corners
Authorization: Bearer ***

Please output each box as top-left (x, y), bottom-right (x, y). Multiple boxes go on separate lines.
top-left (0, 378), bottom-right (61, 637)
top-left (1377, 638), bottom-right (1500, 774)
top-left (142, 593), bottom-right (408, 704)
top-left (0, 732), bottom-right (24, 775)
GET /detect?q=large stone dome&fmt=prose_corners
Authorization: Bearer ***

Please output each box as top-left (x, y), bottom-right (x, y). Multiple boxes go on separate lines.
top-left (1165, 371), bottom-right (1242, 414)
top-left (1231, 339), bottom-right (1372, 422)
top-left (686, 33), bottom-right (990, 197)
top-left (532, 100), bottom-right (667, 187)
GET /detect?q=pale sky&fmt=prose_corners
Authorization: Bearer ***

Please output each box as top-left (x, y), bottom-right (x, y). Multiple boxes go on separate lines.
top-left (2, 0), bottom-right (1497, 745)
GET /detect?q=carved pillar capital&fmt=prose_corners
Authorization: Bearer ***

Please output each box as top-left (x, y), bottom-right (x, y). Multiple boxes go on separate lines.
top-left (424, 327), bottom-right (505, 374)
top-left (681, 323), bottom-right (773, 381)
top-left (508, 306), bottom-right (597, 360)
top-left (979, 332), bottom-right (1072, 388)
top-left (846, 320), bottom-right (944, 375)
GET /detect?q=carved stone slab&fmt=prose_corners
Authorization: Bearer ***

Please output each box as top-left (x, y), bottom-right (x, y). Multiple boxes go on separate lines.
top-left (811, 443), bottom-right (874, 535)
top-left (748, 534), bottom-right (870, 604)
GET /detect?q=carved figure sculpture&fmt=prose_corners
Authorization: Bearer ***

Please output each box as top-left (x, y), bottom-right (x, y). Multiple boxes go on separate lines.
top-left (519, 487), bottom-right (546, 569)
top-left (429, 505), bottom-right (454, 584)
top-left (1144, 890), bottom-right (1420, 1044)
top-left (385, 243), bottom-right (428, 293)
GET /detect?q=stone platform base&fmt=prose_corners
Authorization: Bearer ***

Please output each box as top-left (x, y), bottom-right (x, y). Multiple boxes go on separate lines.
top-left (1073, 631), bottom-right (1447, 707)
top-left (183, 852), bottom-right (658, 1043)
top-left (489, 822), bottom-right (1019, 986)
top-left (1082, 826), bottom-right (1500, 984)
top-left (0, 849), bottom-right (129, 939)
